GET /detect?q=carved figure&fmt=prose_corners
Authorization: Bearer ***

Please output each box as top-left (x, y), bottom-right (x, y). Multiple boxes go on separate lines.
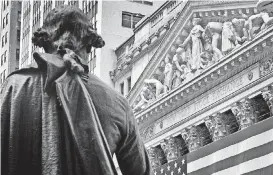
top-left (204, 22), bottom-right (223, 51)
top-left (232, 17), bottom-right (249, 45)
top-left (205, 113), bottom-right (229, 141)
top-left (182, 126), bottom-right (203, 152)
top-left (181, 18), bottom-right (205, 71)
top-left (133, 85), bottom-right (155, 112)
top-left (160, 137), bottom-right (183, 162)
top-left (171, 70), bottom-right (183, 89)
top-left (201, 34), bottom-right (223, 67)
top-left (180, 64), bottom-right (194, 82)
top-left (163, 56), bottom-right (174, 92)
top-left (144, 78), bottom-right (165, 98)
top-left (147, 147), bottom-right (167, 169)
top-left (248, 11), bottom-right (273, 39)
top-left (222, 21), bottom-right (236, 55)
top-left (173, 47), bottom-right (187, 73)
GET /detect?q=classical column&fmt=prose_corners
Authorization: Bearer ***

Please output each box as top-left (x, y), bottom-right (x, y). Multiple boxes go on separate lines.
top-left (147, 146), bottom-right (167, 169)
top-left (181, 126), bottom-right (203, 152)
top-left (231, 98), bottom-right (259, 130)
top-left (160, 136), bottom-right (184, 162)
top-left (205, 113), bottom-right (229, 141)
top-left (262, 85), bottom-right (273, 117)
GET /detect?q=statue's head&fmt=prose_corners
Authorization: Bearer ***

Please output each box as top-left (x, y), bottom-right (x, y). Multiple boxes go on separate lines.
top-left (32, 5), bottom-right (105, 63)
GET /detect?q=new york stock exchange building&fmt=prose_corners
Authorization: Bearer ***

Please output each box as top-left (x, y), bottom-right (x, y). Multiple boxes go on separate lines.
top-left (111, 0), bottom-right (273, 174)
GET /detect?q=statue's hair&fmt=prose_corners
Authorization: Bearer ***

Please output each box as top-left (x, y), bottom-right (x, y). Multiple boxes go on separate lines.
top-left (32, 5), bottom-right (105, 53)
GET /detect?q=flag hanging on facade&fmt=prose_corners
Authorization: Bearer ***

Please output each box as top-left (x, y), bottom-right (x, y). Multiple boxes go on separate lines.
top-left (153, 155), bottom-right (187, 175)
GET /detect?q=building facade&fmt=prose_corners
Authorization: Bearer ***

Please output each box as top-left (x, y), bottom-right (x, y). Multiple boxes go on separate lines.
top-left (0, 0), bottom-right (21, 85)
top-left (113, 0), bottom-right (273, 174)
top-left (19, 0), bottom-right (164, 86)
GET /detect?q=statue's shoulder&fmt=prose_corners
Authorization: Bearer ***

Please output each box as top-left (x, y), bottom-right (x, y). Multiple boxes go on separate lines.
top-left (86, 73), bottom-right (130, 109)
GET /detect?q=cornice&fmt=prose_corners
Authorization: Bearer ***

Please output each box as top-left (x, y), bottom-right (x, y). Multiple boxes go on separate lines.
top-left (143, 67), bottom-right (273, 144)
top-left (135, 23), bottom-right (273, 129)
top-left (112, 33), bottom-right (166, 82)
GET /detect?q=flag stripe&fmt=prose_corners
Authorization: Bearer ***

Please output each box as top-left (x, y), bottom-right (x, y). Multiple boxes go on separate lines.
top-left (187, 117), bottom-right (273, 163)
top-left (188, 141), bottom-right (273, 175)
top-left (188, 125), bottom-right (273, 173)
top-left (241, 164), bottom-right (273, 175)
top-left (210, 152), bottom-right (273, 175)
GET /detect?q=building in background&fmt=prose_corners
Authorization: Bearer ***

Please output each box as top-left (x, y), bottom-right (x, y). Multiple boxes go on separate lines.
top-left (113, 0), bottom-right (273, 174)
top-left (19, 0), bottom-right (164, 86)
top-left (0, 0), bottom-right (21, 85)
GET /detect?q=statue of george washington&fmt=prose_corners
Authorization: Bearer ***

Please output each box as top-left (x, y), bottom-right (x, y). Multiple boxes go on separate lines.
top-left (1, 5), bottom-right (151, 175)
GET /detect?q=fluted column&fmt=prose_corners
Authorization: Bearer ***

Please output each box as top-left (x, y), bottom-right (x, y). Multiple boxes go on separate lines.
top-left (205, 113), bottom-right (230, 141)
top-left (147, 146), bottom-right (167, 169)
top-left (160, 136), bottom-right (184, 162)
top-left (231, 98), bottom-right (259, 130)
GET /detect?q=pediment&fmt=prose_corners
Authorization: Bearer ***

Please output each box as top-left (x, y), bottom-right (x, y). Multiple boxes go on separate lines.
top-left (129, 0), bottom-right (268, 115)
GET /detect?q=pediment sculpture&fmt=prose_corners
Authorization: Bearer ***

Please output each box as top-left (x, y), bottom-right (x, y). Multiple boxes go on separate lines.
top-left (131, 6), bottom-right (273, 114)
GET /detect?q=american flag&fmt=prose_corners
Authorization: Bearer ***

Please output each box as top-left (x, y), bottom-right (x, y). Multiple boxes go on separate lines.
top-left (153, 155), bottom-right (187, 175)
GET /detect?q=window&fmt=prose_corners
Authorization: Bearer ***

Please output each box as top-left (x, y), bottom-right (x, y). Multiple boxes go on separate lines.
top-left (0, 73), bottom-right (2, 84)
top-left (17, 30), bottom-right (20, 41)
top-left (1, 55), bottom-right (3, 66)
top-left (120, 82), bottom-right (124, 95)
top-left (5, 32), bottom-right (8, 44)
top-left (6, 13), bottom-right (8, 26)
top-left (122, 12), bottom-right (144, 28)
top-left (18, 11), bottom-right (21, 21)
top-left (6, 0), bottom-right (8, 7)
top-left (16, 49), bottom-right (20, 61)
top-left (2, 36), bottom-right (4, 47)
top-left (4, 51), bottom-right (6, 63)
top-left (127, 77), bottom-right (132, 91)
top-left (89, 48), bottom-right (96, 73)
top-left (3, 17), bottom-right (5, 29)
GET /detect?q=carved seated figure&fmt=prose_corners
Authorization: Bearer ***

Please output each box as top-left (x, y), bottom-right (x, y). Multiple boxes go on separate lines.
top-left (133, 85), bottom-right (155, 113)
top-left (201, 34), bottom-right (223, 67)
top-left (180, 64), bottom-right (194, 82)
top-left (144, 78), bottom-right (165, 98)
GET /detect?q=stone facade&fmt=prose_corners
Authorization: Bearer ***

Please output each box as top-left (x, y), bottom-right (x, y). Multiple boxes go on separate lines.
top-left (114, 0), bottom-right (273, 172)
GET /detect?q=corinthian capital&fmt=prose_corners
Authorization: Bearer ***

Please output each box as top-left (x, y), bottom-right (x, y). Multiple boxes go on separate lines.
top-left (231, 98), bottom-right (258, 130)
top-left (147, 146), bottom-right (167, 169)
top-left (181, 126), bottom-right (203, 152)
top-left (160, 136), bottom-right (183, 162)
top-left (205, 113), bottom-right (229, 141)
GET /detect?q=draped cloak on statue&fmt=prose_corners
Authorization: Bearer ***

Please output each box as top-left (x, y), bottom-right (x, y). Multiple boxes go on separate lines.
top-left (1, 52), bottom-right (151, 175)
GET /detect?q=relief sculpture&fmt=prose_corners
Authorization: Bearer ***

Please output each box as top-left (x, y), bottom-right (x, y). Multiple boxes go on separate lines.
top-left (181, 18), bottom-right (205, 71)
